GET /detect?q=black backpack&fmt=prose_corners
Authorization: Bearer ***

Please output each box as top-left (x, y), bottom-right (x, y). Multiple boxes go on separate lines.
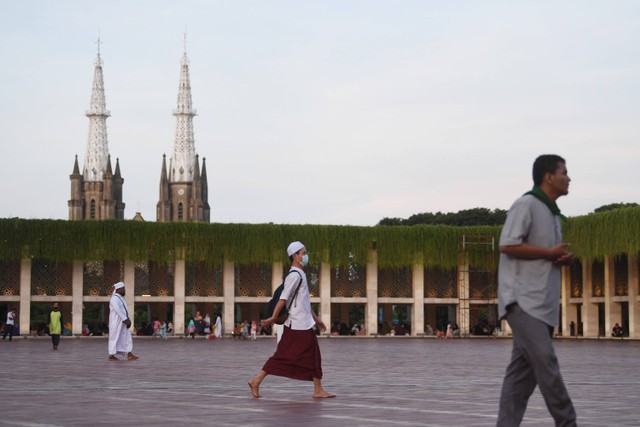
top-left (268, 270), bottom-right (303, 325)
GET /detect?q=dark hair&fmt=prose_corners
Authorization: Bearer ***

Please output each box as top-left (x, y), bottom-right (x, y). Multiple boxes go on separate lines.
top-left (532, 154), bottom-right (565, 186)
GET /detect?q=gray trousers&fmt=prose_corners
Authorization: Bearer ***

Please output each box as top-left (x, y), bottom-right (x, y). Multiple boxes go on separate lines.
top-left (497, 304), bottom-right (577, 427)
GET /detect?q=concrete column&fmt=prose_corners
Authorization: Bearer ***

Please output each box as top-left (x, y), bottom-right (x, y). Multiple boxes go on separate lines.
top-left (19, 258), bottom-right (31, 335)
top-left (560, 266), bottom-right (576, 337)
top-left (628, 254), bottom-right (639, 338)
top-left (71, 261), bottom-right (84, 335)
top-left (412, 263), bottom-right (424, 336)
top-left (223, 260), bottom-right (235, 336)
top-left (604, 255), bottom-right (621, 336)
top-left (124, 261), bottom-right (135, 328)
top-left (271, 262), bottom-right (283, 296)
top-left (319, 262), bottom-right (331, 331)
top-left (581, 259), bottom-right (598, 337)
top-left (173, 259), bottom-right (185, 336)
top-left (457, 258), bottom-right (470, 335)
top-left (270, 262), bottom-right (283, 336)
top-left (366, 249), bottom-right (378, 335)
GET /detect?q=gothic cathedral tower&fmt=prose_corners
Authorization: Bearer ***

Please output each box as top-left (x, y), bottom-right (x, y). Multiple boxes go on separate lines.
top-left (157, 39), bottom-right (210, 222)
top-left (68, 42), bottom-right (125, 220)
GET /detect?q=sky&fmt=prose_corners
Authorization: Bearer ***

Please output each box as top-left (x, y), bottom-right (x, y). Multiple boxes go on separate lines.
top-left (1, 1), bottom-right (639, 226)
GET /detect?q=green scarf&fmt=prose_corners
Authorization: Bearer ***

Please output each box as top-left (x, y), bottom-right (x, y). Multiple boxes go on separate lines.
top-left (524, 186), bottom-right (567, 220)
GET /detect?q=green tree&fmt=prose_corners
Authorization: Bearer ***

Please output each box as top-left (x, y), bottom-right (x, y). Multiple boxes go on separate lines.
top-left (593, 202), bottom-right (638, 213)
top-left (378, 208), bottom-right (507, 226)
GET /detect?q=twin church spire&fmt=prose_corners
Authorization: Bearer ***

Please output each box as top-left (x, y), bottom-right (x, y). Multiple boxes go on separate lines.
top-left (69, 36), bottom-right (209, 222)
top-left (83, 39), bottom-right (111, 182)
top-left (169, 38), bottom-right (197, 183)
top-left (68, 39), bottom-right (124, 220)
top-left (158, 36), bottom-right (210, 222)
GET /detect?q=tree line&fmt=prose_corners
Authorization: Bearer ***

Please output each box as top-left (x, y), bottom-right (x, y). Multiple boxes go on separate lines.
top-left (377, 208), bottom-right (507, 226)
top-left (378, 202), bottom-right (639, 227)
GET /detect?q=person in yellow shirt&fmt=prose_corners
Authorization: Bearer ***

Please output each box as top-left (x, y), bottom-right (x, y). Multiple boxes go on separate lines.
top-left (49, 303), bottom-right (63, 350)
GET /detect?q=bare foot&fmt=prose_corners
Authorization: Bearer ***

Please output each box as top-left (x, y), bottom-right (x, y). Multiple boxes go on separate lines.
top-left (127, 353), bottom-right (139, 360)
top-left (248, 380), bottom-right (261, 398)
top-left (108, 355), bottom-right (119, 361)
top-left (313, 390), bottom-right (336, 398)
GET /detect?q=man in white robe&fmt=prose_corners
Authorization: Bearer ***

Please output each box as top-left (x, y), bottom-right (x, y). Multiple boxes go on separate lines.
top-left (108, 282), bottom-right (139, 361)
top-left (214, 314), bottom-right (222, 338)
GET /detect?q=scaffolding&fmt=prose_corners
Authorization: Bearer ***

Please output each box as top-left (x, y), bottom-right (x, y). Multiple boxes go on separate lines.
top-left (457, 235), bottom-right (497, 337)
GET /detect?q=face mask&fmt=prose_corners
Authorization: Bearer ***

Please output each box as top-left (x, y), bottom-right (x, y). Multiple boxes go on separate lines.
top-left (301, 254), bottom-right (309, 266)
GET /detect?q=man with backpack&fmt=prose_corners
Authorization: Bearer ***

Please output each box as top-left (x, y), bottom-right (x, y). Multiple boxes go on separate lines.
top-left (248, 241), bottom-right (335, 399)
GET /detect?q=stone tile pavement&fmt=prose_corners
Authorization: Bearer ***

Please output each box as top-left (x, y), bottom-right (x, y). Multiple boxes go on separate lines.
top-left (0, 335), bottom-right (639, 426)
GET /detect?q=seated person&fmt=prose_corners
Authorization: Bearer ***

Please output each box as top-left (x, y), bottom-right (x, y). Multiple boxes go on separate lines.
top-left (350, 323), bottom-right (360, 335)
top-left (331, 322), bottom-right (340, 336)
top-left (339, 322), bottom-right (349, 336)
top-left (612, 323), bottom-right (623, 337)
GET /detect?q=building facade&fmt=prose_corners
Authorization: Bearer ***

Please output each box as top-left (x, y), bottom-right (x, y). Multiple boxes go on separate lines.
top-left (2, 250), bottom-right (637, 340)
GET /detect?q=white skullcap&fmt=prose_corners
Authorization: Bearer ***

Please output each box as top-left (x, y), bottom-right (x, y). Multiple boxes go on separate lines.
top-left (113, 282), bottom-right (125, 290)
top-left (287, 241), bottom-right (305, 256)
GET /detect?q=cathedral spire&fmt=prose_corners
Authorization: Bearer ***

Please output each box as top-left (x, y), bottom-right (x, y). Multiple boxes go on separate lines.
top-left (83, 37), bottom-right (111, 182)
top-left (114, 157), bottom-right (122, 179)
top-left (72, 154), bottom-right (81, 175)
top-left (169, 33), bottom-right (197, 183)
top-left (201, 157), bottom-right (210, 222)
top-left (157, 35), bottom-right (209, 223)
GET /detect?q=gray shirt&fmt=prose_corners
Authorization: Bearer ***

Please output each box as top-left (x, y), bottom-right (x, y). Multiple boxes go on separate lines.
top-left (498, 194), bottom-right (563, 327)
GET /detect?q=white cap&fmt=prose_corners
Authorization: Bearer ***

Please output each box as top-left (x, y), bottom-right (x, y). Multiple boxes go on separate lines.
top-left (287, 241), bottom-right (305, 256)
top-left (113, 282), bottom-right (125, 290)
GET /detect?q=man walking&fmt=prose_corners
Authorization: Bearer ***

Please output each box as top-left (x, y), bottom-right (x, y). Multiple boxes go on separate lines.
top-left (108, 282), bottom-right (139, 361)
top-left (49, 303), bottom-right (62, 350)
top-left (248, 241), bottom-right (335, 399)
top-left (2, 308), bottom-right (16, 341)
top-left (497, 155), bottom-right (577, 426)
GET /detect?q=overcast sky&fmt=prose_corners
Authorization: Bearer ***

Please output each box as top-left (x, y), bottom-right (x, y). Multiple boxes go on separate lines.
top-left (1, 1), bottom-right (638, 226)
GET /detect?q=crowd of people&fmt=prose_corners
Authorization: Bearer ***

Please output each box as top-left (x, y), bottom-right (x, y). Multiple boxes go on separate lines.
top-left (230, 320), bottom-right (262, 340)
top-left (470, 321), bottom-right (499, 337)
top-left (330, 322), bottom-right (366, 336)
top-left (185, 311), bottom-right (223, 339)
top-left (10, 310), bottom-right (626, 342)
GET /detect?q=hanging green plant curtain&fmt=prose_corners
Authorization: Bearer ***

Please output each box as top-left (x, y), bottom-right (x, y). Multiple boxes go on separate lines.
top-left (563, 206), bottom-right (640, 260)
top-left (1, 207), bottom-right (638, 267)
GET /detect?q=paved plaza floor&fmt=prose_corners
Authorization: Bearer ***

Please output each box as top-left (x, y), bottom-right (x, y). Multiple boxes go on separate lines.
top-left (0, 335), bottom-right (638, 426)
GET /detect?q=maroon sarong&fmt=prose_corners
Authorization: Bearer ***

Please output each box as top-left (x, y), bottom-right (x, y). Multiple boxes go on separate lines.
top-left (262, 326), bottom-right (322, 381)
